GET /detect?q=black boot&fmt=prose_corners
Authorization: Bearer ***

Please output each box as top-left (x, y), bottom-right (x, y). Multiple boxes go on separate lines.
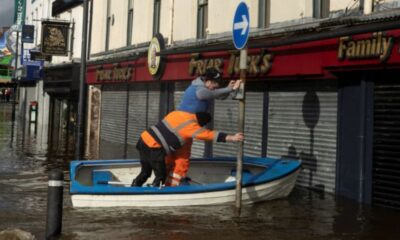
top-left (131, 178), bottom-right (142, 187)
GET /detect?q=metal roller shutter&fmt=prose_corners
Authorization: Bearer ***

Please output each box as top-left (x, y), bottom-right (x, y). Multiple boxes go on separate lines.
top-left (100, 84), bottom-right (128, 159)
top-left (243, 92), bottom-right (264, 156)
top-left (373, 82), bottom-right (400, 209)
top-left (127, 84), bottom-right (148, 147)
top-left (147, 84), bottom-right (161, 127)
top-left (213, 98), bottom-right (238, 156)
top-left (174, 81), bottom-right (205, 158)
top-left (267, 81), bottom-right (337, 193)
top-left (213, 90), bottom-right (264, 157)
top-left (126, 83), bottom-right (161, 158)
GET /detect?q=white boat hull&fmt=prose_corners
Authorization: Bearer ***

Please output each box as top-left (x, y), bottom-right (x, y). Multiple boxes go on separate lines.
top-left (71, 168), bottom-right (300, 208)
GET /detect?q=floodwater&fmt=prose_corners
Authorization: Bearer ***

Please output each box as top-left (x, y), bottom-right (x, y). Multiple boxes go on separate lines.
top-left (0, 104), bottom-right (399, 240)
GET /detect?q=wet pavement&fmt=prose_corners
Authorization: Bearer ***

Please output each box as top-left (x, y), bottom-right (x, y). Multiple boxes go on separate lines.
top-left (0, 103), bottom-right (399, 240)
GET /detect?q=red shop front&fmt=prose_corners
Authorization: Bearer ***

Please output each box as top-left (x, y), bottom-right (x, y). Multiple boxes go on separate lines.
top-left (86, 29), bottom-right (400, 208)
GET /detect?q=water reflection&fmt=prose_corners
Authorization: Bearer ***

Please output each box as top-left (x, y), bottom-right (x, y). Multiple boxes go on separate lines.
top-left (0, 104), bottom-right (400, 240)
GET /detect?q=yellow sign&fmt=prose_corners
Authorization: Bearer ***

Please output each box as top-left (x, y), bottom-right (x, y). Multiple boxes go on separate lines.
top-left (147, 36), bottom-right (161, 76)
top-left (338, 32), bottom-right (394, 62)
top-left (188, 52), bottom-right (273, 76)
top-left (96, 64), bottom-right (132, 82)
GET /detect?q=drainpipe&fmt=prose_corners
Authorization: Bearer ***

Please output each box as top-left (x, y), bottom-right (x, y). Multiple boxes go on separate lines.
top-left (363, 0), bottom-right (373, 14)
top-left (75, 0), bottom-right (90, 160)
top-left (169, 0), bottom-right (175, 45)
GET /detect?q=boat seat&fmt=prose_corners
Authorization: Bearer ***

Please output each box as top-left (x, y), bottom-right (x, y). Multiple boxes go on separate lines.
top-left (227, 169), bottom-right (252, 182)
top-left (92, 170), bottom-right (112, 185)
top-left (180, 177), bottom-right (191, 186)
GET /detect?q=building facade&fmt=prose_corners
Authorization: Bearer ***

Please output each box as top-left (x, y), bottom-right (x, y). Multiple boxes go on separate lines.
top-left (22, 0), bottom-right (84, 156)
top-left (19, 0), bottom-right (52, 150)
top-left (83, 0), bottom-right (400, 210)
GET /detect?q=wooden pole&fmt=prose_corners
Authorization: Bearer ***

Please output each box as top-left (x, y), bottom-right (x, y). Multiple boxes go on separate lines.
top-left (235, 48), bottom-right (247, 217)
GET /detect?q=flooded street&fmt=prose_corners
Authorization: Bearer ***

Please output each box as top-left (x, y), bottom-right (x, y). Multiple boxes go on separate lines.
top-left (0, 104), bottom-right (399, 240)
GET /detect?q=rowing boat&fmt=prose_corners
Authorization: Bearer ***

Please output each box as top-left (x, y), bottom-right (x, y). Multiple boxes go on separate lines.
top-left (70, 157), bottom-right (301, 207)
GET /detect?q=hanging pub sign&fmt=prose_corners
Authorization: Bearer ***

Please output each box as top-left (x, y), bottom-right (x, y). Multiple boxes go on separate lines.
top-left (22, 25), bottom-right (34, 43)
top-left (41, 21), bottom-right (70, 56)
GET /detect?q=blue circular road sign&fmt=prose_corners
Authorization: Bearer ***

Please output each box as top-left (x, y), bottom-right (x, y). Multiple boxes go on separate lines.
top-left (232, 2), bottom-right (250, 49)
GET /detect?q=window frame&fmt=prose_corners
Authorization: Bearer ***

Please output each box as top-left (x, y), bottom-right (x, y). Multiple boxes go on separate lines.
top-left (105, 0), bottom-right (111, 51)
top-left (127, 0), bottom-right (134, 46)
top-left (197, 0), bottom-right (208, 39)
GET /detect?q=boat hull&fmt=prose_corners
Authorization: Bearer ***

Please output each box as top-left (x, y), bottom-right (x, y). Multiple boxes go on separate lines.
top-left (70, 157), bottom-right (301, 207)
top-left (72, 169), bottom-right (299, 207)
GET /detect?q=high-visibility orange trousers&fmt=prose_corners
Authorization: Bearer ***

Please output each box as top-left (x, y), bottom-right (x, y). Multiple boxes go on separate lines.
top-left (165, 140), bottom-right (192, 186)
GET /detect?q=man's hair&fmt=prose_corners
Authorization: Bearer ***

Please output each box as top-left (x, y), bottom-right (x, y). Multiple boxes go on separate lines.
top-left (203, 68), bottom-right (222, 83)
top-left (195, 112), bottom-right (212, 127)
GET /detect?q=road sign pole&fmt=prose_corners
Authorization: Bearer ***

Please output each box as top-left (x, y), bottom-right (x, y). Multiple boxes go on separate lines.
top-left (232, 1), bottom-right (250, 217)
top-left (235, 48), bottom-right (247, 217)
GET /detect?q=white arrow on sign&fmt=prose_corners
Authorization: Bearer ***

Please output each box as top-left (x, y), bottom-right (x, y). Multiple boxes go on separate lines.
top-left (233, 15), bottom-right (249, 35)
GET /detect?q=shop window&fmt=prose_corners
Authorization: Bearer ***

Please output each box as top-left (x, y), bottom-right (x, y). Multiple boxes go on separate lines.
top-left (153, 0), bottom-right (161, 35)
top-left (127, 0), bottom-right (134, 46)
top-left (313, 0), bottom-right (330, 19)
top-left (258, 0), bottom-right (270, 28)
top-left (197, 0), bottom-right (208, 39)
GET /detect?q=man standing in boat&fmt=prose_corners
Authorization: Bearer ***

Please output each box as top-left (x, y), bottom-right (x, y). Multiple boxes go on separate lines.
top-left (131, 111), bottom-right (243, 187)
top-left (164, 68), bottom-right (242, 186)
top-left (178, 68), bottom-right (241, 113)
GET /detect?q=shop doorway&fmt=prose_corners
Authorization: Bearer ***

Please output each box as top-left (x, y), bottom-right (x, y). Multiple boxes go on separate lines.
top-left (48, 97), bottom-right (77, 157)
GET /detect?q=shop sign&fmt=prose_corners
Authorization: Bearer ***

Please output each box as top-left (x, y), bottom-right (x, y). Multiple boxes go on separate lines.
top-left (338, 32), bottom-right (394, 62)
top-left (30, 50), bottom-right (52, 62)
top-left (21, 64), bottom-right (41, 82)
top-left (95, 64), bottom-right (133, 82)
top-left (52, 0), bottom-right (84, 17)
top-left (14, 0), bottom-right (26, 27)
top-left (23, 46), bottom-right (44, 66)
top-left (189, 52), bottom-right (273, 76)
top-left (147, 33), bottom-right (165, 80)
top-left (188, 54), bottom-right (223, 75)
top-left (21, 25), bottom-right (34, 43)
top-left (41, 21), bottom-right (70, 55)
